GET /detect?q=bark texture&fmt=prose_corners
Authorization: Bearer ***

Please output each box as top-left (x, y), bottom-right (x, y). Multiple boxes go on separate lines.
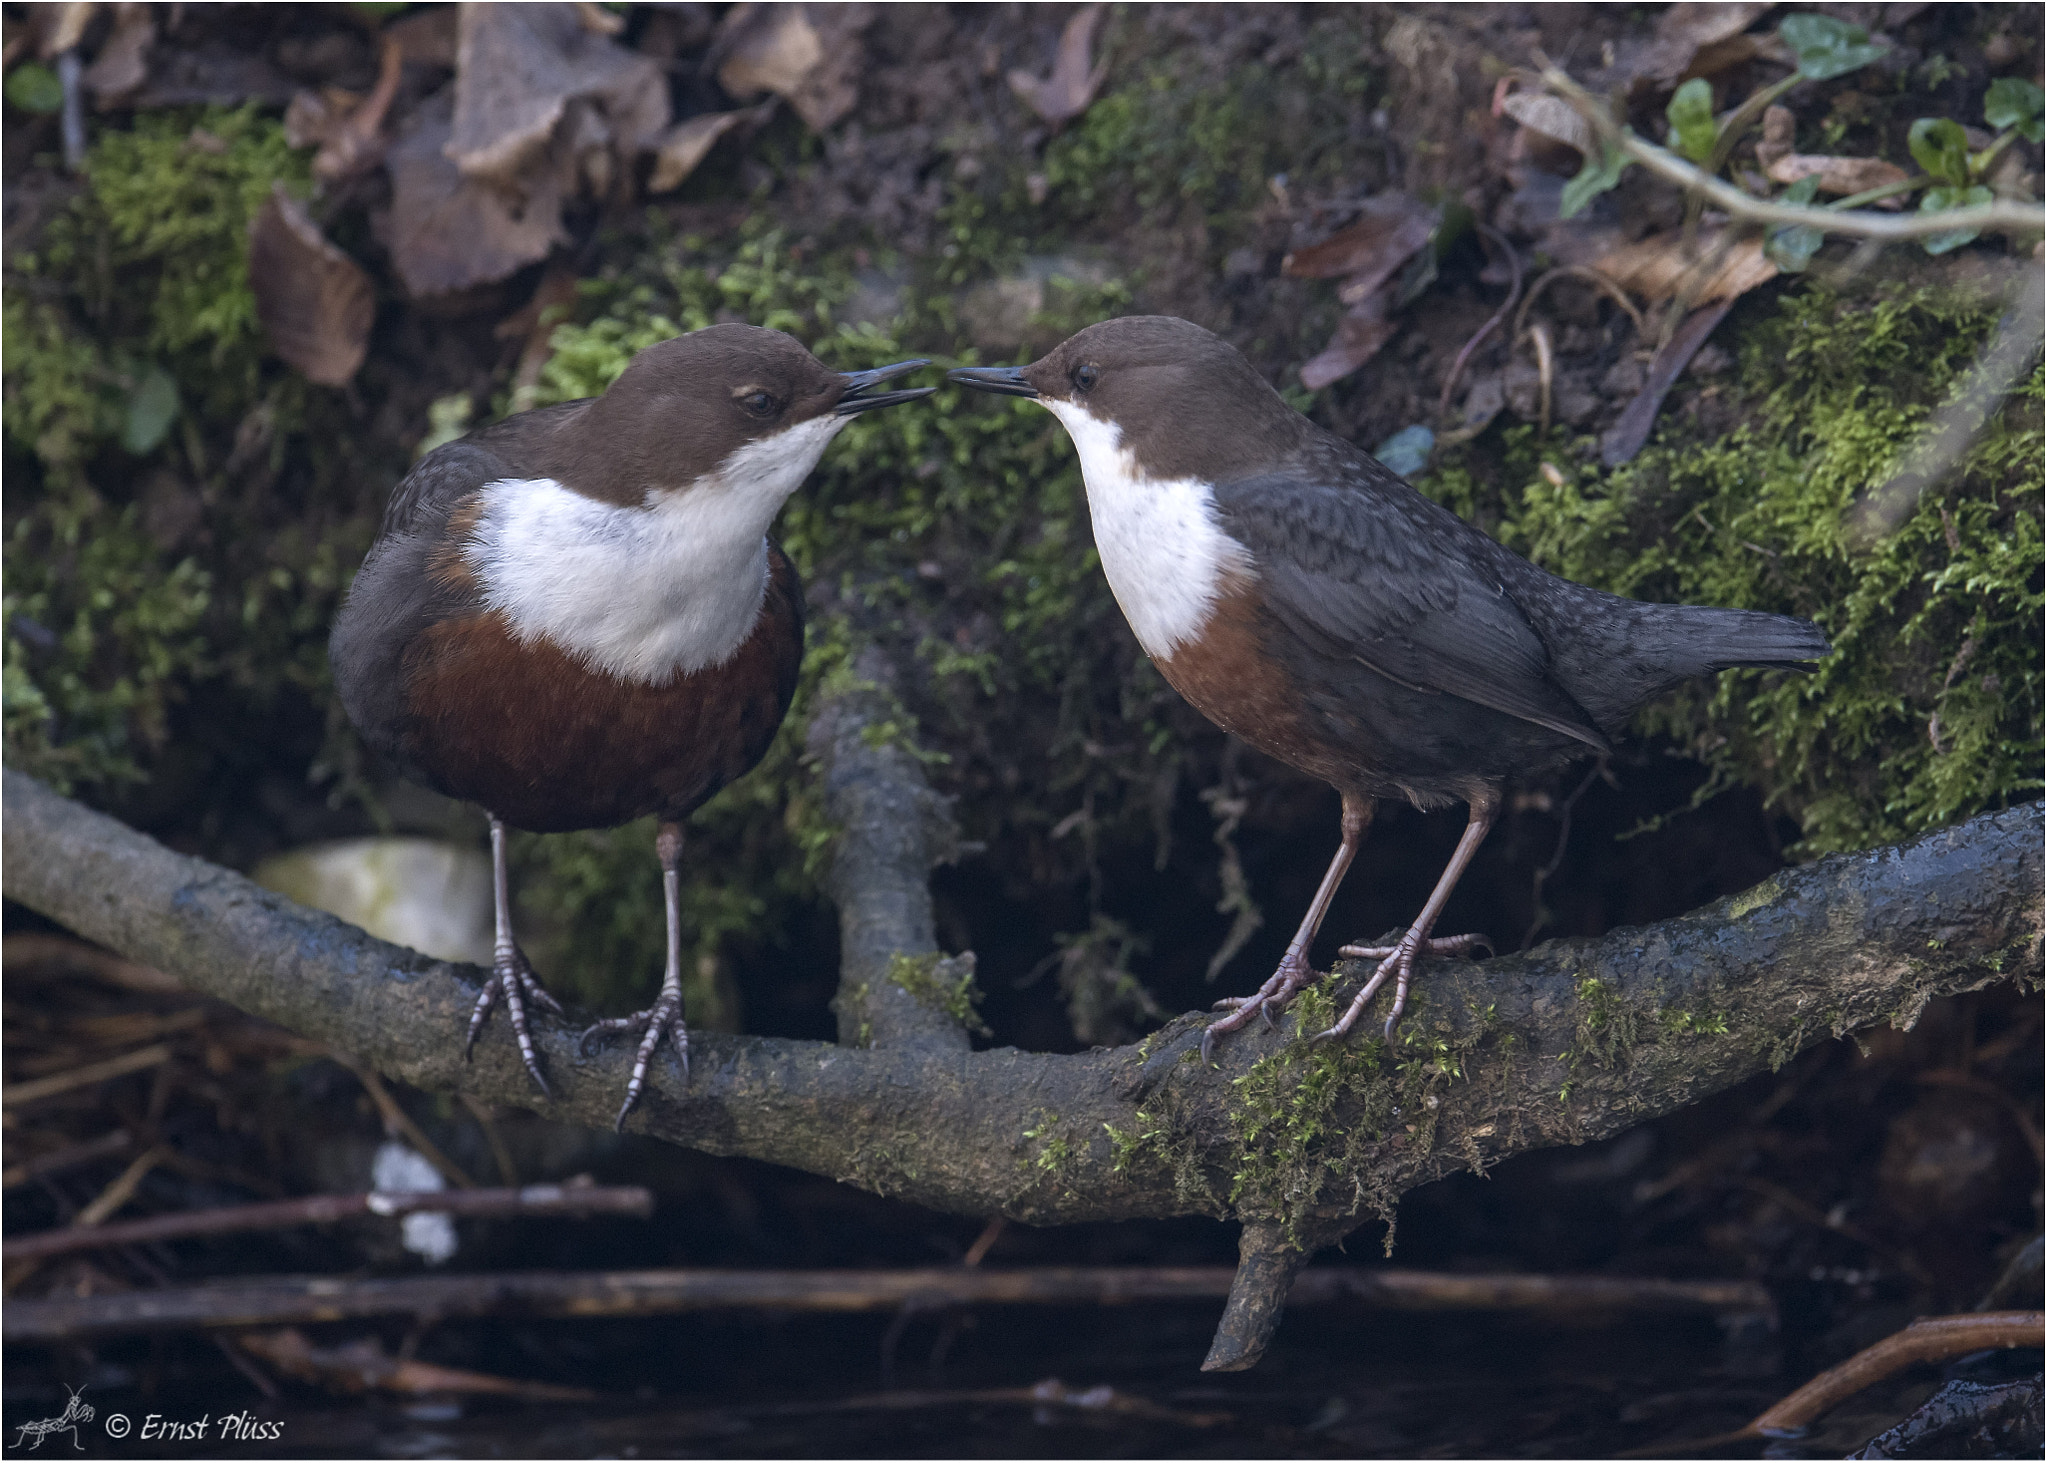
top-left (4, 768), bottom-right (2038, 1233)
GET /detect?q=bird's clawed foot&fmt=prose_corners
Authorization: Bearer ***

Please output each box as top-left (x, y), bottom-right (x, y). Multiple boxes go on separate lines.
top-left (465, 946), bottom-right (564, 1096)
top-left (1201, 949), bottom-right (1320, 1060)
top-left (1317, 932), bottom-right (1492, 1042)
top-left (580, 988), bottom-right (689, 1131)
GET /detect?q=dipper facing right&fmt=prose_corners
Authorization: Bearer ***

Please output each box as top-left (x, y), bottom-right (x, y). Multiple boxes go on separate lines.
top-left (951, 316), bottom-right (1829, 1053)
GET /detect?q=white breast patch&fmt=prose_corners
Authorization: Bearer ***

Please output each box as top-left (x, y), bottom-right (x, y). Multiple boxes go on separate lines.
top-left (1043, 400), bottom-right (1253, 659)
top-left (461, 415), bottom-right (842, 683)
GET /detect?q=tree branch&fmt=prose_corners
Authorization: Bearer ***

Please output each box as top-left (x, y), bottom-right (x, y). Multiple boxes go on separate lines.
top-left (1537, 64), bottom-right (2048, 242)
top-left (4, 770), bottom-right (2038, 1354)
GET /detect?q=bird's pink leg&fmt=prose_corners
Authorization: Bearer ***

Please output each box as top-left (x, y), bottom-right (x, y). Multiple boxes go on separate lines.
top-left (1319, 790), bottom-right (1500, 1043)
top-left (466, 816), bottom-right (564, 1095)
top-left (1203, 794), bottom-right (1373, 1059)
top-left (580, 821), bottom-right (690, 1130)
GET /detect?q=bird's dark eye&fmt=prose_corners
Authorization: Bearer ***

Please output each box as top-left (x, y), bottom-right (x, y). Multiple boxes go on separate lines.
top-left (738, 390), bottom-right (778, 419)
top-left (1072, 363), bottom-right (1100, 393)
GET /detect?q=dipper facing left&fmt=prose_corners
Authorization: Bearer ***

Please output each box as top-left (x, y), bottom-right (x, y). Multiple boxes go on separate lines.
top-left (331, 324), bottom-right (931, 1126)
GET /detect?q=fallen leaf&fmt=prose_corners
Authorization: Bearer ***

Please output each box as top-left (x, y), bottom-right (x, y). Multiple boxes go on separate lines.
top-left (1300, 293), bottom-right (1399, 392)
top-left (1600, 297), bottom-right (1736, 466)
top-left (1008, 3), bottom-right (1109, 128)
top-left (1282, 193), bottom-right (1436, 287)
top-left (647, 105), bottom-right (764, 194)
top-left (1612, 2), bottom-right (1775, 92)
top-left (449, 2), bottom-right (668, 187)
top-left (32, 3), bottom-right (94, 60)
top-left (713, 3), bottom-right (871, 133)
top-left (500, 264), bottom-right (583, 414)
top-left (1765, 152), bottom-right (1909, 198)
top-left (248, 185), bottom-right (375, 387)
top-left (129, 42), bottom-right (294, 108)
top-left (1756, 103), bottom-right (1796, 168)
top-left (1499, 92), bottom-right (1596, 160)
top-left (380, 87), bottom-right (567, 298)
top-left (1592, 226), bottom-right (1778, 308)
top-left (81, 2), bottom-right (151, 106)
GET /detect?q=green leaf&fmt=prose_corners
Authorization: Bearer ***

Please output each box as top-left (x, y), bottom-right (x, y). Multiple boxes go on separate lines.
top-left (1765, 177), bottom-right (1825, 272)
top-left (1666, 78), bottom-right (1718, 164)
top-left (1778, 14), bottom-right (1889, 81)
top-left (1985, 77), bottom-right (2044, 143)
top-left (1560, 139), bottom-right (1632, 219)
top-left (1908, 117), bottom-right (1973, 186)
top-left (121, 366), bottom-right (181, 454)
top-left (1918, 183), bottom-right (1993, 255)
top-left (4, 64), bottom-right (63, 115)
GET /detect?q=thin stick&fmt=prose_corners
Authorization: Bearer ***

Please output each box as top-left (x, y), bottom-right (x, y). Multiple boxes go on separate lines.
top-left (3, 1044), bottom-right (174, 1106)
top-left (3, 1182), bottom-right (656, 1262)
top-left (1437, 222), bottom-right (1525, 418)
top-left (1623, 1310), bottom-right (2045, 1455)
top-left (2, 1265), bottom-right (1775, 1342)
top-left (1537, 65), bottom-right (2045, 240)
top-left (2, 1130), bottom-right (133, 1190)
top-left (327, 1050), bottom-right (476, 1189)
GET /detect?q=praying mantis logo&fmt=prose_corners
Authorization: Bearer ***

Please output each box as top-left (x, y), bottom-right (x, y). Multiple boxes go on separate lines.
top-left (11, 1385), bottom-right (93, 1451)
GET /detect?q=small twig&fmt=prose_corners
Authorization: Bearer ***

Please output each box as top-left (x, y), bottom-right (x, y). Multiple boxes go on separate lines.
top-left (2, 1181), bottom-right (655, 1262)
top-left (1438, 223), bottom-right (1525, 418)
top-left (1, 1265), bottom-right (1777, 1342)
top-left (1521, 759), bottom-right (1610, 950)
top-left (70, 1144), bottom-right (172, 1230)
top-left (1625, 1311), bottom-right (2046, 1455)
top-left (327, 1050), bottom-right (476, 1189)
top-left (1538, 65), bottom-right (2046, 241)
top-left (2, 1130), bottom-right (133, 1190)
top-left (1513, 265), bottom-right (1647, 346)
top-left (1530, 320), bottom-right (1555, 436)
top-left (2, 1045), bottom-right (175, 1106)
top-left (460, 1094), bottom-right (521, 1187)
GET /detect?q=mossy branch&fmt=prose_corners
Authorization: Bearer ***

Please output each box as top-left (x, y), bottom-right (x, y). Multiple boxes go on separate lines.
top-left (3, 768), bottom-right (2038, 1345)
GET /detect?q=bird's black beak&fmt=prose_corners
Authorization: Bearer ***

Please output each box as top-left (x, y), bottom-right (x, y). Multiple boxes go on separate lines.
top-left (946, 365), bottom-right (1040, 399)
top-left (835, 359), bottom-right (935, 415)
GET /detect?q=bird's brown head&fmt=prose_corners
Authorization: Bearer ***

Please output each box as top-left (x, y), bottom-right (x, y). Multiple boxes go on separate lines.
top-left (948, 316), bottom-right (1310, 483)
top-left (554, 323), bottom-right (930, 505)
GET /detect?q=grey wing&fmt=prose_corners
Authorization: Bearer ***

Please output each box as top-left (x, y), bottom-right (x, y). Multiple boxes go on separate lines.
top-left (1213, 473), bottom-right (1609, 750)
top-left (379, 441), bottom-right (507, 538)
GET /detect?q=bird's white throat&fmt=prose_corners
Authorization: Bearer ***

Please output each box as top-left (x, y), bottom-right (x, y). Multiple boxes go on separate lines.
top-left (463, 415), bottom-right (843, 683)
top-left (1042, 400), bottom-right (1253, 659)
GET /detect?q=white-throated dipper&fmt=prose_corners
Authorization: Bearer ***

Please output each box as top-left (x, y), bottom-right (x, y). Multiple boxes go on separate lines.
top-left (331, 324), bottom-right (932, 1125)
top-left (951, 316), bottom-right (1829, 1053)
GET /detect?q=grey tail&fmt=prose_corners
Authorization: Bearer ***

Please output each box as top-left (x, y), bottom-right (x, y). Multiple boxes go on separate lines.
top-left (1676, 606), bottom-right (1832, 672)
top-left (1551, 601), bottom-right (1830, 733)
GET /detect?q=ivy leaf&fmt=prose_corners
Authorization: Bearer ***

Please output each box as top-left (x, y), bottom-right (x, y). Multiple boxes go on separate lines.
top-left (121, 366), bottom-right (181, 455)
top-left (1666, 78), bottom-right (1718, 165)
top-left (4, 64), bottom-right (63, 115)
top-left (1918, 183), bottom-right (1993, 256)
top-left (1984, 77), bottom-right (2044, 143)
top-left (1778, 14), bottom-right (1889, 81)
top-left (1908, 117), bottom-right (1973, 186)
top-left (1561, 138), bottom-right (1632, 219)
top-left (1765, 177), bottom-right (1825, 272)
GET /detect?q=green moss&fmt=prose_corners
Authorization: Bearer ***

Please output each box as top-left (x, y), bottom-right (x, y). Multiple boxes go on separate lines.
top-left (887, 951), bottom-right (991, 1037)
top-left (1422, 280), bottom-right (2043, 855)
top-left (3, 107), bottom-right (339, 795)
top-left (1021, 1112), bottom-right (1075, 1175)
top-left (1567, 975), bottom-right (1637, 1072)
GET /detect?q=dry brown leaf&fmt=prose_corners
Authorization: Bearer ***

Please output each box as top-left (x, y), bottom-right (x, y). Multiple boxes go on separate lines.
top-left (1300, 293), bottom-right (1399, 392)
top-left (380, 88), bottom-right (567, 298)
top-left (82, 2), bottom-right (152, 105)
top-left (648, 107), bottom-right (758, 194)
top-left (713, 3), bottom-right (870, 133)
top-left (1756, 104), bottom-right (1796, 169)
top-left (1620, 2), bottom-right (1775, 89)
top-left (1766, 152), bottom-right (1910, 197)
top-left (1600, 298), bottom-right (1737, 467)
top-left (1007, 3), bottom-right (1109, 128)
top-left (1499, 92), bottom-right (1596, 159)
top-left (248, 186), bottom-right (375, 388)
top-left (449, 2), bottom-right (668, 187)
top-left (1592, 227), bottom-right (1778, 309)
top-left (33, 2), bottom-right (94, 60)
top-left (1284, 194), bottom-right (1436, 282)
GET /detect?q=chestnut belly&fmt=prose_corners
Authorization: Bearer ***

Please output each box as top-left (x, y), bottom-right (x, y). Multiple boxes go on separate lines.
top-left (397, 606), bottom-right (801, 833)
